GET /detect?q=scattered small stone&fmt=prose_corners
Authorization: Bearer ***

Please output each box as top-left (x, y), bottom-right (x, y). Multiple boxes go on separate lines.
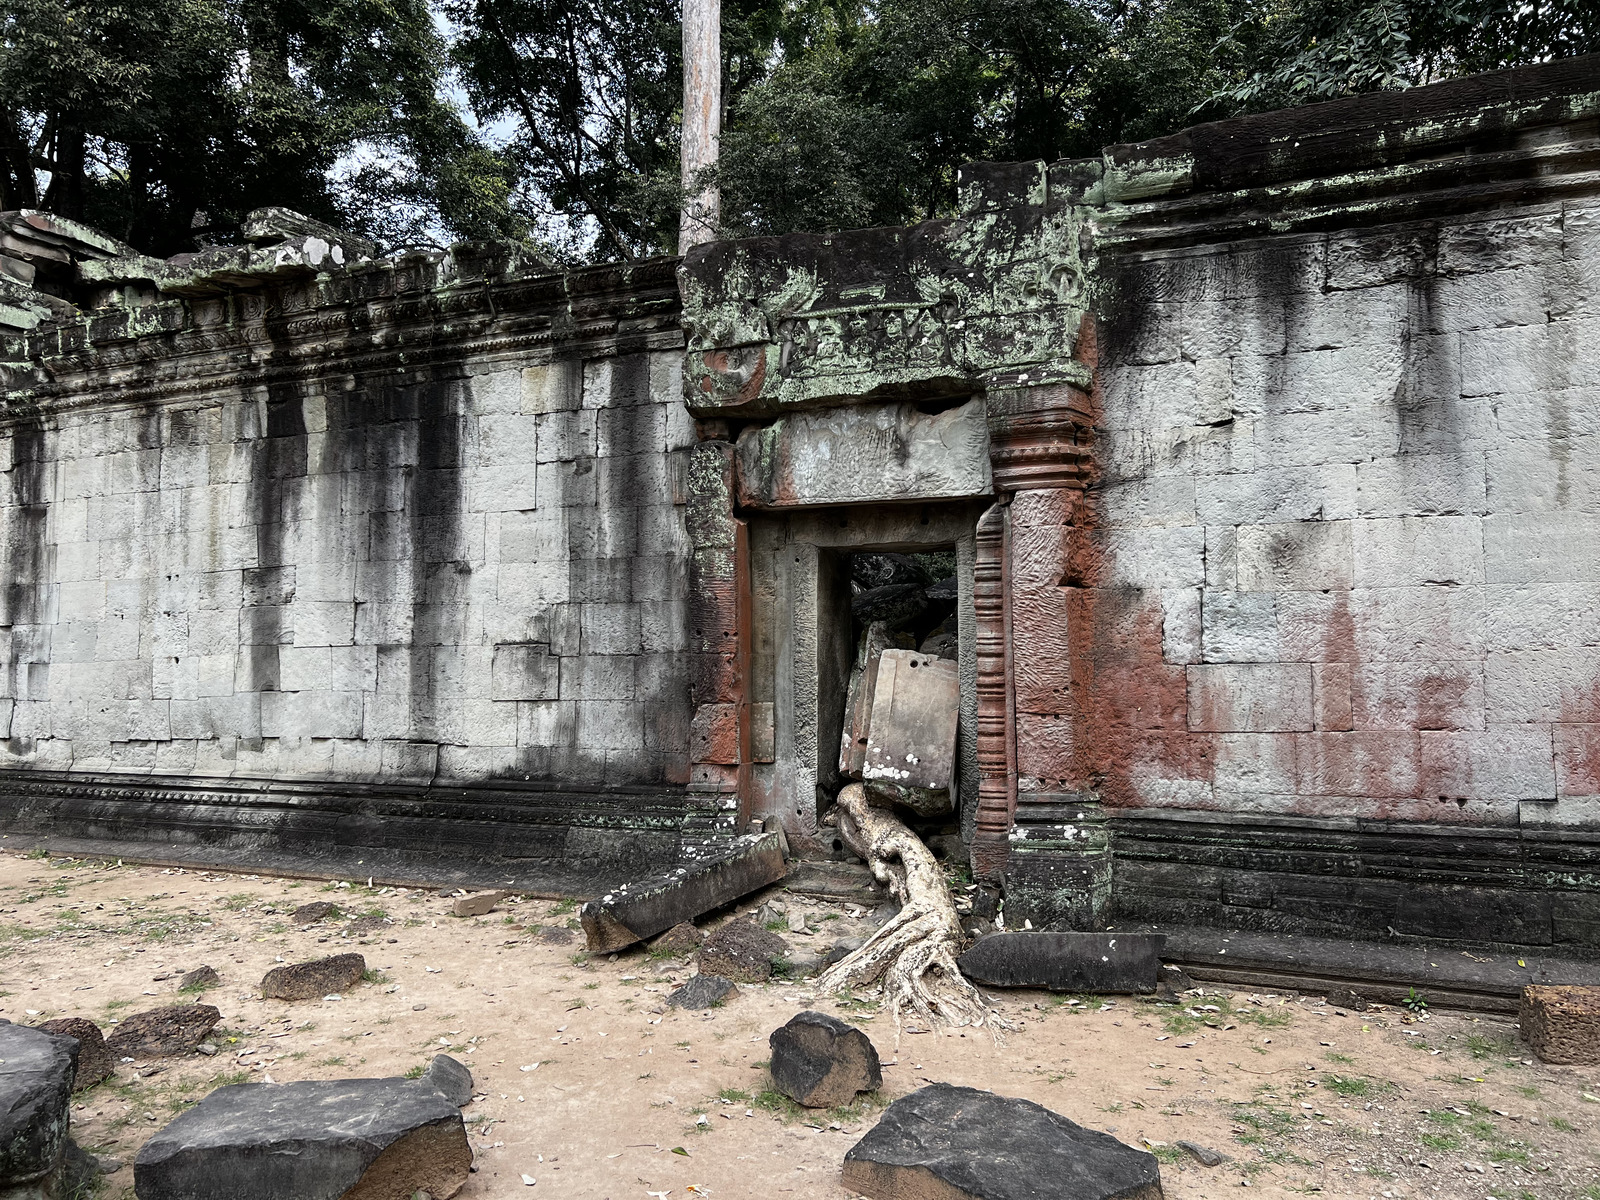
top-left (824, 936), bottom-right (866, 967)
top-left (1325, 987), bottom-right (1368, 1012)
top-left (667, 975), bottom-right (737, 1010)
top-left (260, 954), bottom-right (366, 1002)
top-left (105, 1006), bottom-right (222, 1058)
top-left (842, 1083), bottom-right (1162, 1200)
top-left (36, 1017), bottom-right (113, 1090)
top-left (769, 1011), bottom-right (882, 1108)
top-left (698, 920), bottom-right (787, 983)
top-left (196, 1044), bottom-right (218, 1057)
top-left (1177, 1140), bottom-right (1227, 1167)
top-left (537, 926), bottom-right (575, 945)
top-left (343, 915), bottom-right (393, 937)
top-left (292, 902), bottom-right (335, 926)
top-left (649, 922), bottom-right (703, 954)
top-left (94, 1155), bottom-right (123, 1174)
top-left (178, 965), bottom-right (220, 991)
top-left (451, 890), bottom-right (508, 919)
top-left (869, 903), bottom-right (900, 927)
top-left (782, 947), bottom-right (827, 978)
top-left (413, 1004), bottom-right (428, 1012)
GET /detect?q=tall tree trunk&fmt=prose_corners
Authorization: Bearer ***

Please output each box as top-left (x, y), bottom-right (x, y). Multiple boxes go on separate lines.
top-left (679, 0), bottom-right (720, 252)
top-left (0, 107), bottom-right (39, 209)
top-left (41, 122), bottom-right (86, 219)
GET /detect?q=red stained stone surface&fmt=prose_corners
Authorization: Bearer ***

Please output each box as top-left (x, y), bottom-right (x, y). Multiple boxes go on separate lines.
top-left (691, 703), bottom-right (741, 765)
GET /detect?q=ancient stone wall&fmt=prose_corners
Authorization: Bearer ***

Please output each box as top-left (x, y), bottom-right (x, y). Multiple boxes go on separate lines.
top-left (0, 239), bottom-right (697, 886)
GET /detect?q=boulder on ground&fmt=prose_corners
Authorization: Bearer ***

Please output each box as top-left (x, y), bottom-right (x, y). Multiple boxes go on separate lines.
top-left (178, 965), bottom-right (220, 991)
top-left (957, 932), bottom-right (1166, 994)
top-left (650, 922), bottom-right (703, 954)
top-left (843, 1083), bottom-right (1163, 1200)
top-left (421, 1055), bottom-right (474, 1107)
top-left (1520, 984), bottom-right (1600, 1065)
top-left (260, 954), bottom-right (366, 1001)
top-left (697, 920), bottom-right (787, 983)
top-left (0, 1023), bottom-right (77, 1184)
top-left (105, 1005), bottom-right (221, 1057)
top-left (667, 975), bottom-right (736, 1010)
top-left (292, 902), bottom-right (335, 925)
top-left (451, 890), bottom-right (507, 918)
top-left (579, 832), bottom-right (785, 953)
top-left (769, 1011), bottom-right (881, 1108)
top-left (1326, 987), bottom-right (1369, 1012)
top-left (36, 1017), bottom-right (113, 1090)
top-left (134, 1071), bottom-right (472, 1200)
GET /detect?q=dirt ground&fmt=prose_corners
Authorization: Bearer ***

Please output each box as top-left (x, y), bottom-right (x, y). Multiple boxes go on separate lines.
top-left (2, 848), bottom-right (1598, 1200)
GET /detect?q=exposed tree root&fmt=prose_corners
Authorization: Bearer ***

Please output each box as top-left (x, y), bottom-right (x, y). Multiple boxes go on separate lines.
top-left (814, 783), bottom-right (1008, 1042)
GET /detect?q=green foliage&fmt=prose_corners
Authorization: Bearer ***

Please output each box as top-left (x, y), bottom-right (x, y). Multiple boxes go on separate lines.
top-left (1402, 988), bottom-right (1429, 1014)
top-left (1325, 1075), bottom-right (1370, 1096)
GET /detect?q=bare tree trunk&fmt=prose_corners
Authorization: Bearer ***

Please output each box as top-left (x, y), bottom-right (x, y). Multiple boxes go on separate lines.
top-left (815, 784), bottom-right (1006, 1041)
top-left (679, 0), bottom-right (719, 252)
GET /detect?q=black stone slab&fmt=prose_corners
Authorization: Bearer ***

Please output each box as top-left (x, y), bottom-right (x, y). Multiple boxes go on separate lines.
top-left (957, 933), bottom-right (1165, 993)
top-left (0, 1023), bottom-right (77, 1184)
top-left (134, 1076), bottom-right (470, 1200)
top-left (769, 1011), bottom-right (881, 1108)
top-left (842, 1083), bottom-right (1162, 1200)
top-left (580, 832), bottom-right (786, 952)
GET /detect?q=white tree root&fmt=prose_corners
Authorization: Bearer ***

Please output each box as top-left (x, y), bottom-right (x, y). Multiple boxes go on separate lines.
top-left (814, 783), bottom-right (1008, 1041)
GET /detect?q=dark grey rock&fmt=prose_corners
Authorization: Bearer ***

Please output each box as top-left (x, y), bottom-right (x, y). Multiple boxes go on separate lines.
top-left (579, 832), bottom-right (786, 953)
top-left (870, 903), bottom-right (900, 927)
top-left (0, 1023), bottom-right (76, 1183)
top-left (1176, 1140), bottom-right (1228, 1167)
top-left (36, 1017), bottom-right (112, 1090)
top-left (1326, 987), bottom-right (1369, 1011)
top-left (770, 1011), bottom-right (881, 1108)
top-left (780, 947), bottom-right (827, 978)
top-left (957, 933), bottom-right (1166, 994)
top-left (291, 902), bottom-right (335, 926)
top-left (649, 922), bottom-right (703, 954)
top-left (824, 936), bottom-right (867, 966)
top-left (843, 1083), bottom-right (1163, 1200)
top-left (698, 920), bottom-right (787, 983)
top-left (134, 1077), bottom-right (471, 1200)
top-left (260, 954), bottom-right (365, 1001)
top-left (668, 975), bottom-right (736, 1010)
top-left (178, 965), bottom-right (220, 991)
top-left (422, 1055), bottom-right (473, 1107)
top-left (105, 1005), bottom-right (221, 1057)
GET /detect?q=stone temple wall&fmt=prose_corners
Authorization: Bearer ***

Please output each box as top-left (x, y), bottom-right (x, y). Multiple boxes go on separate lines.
top-left (0, 241), bottom-right (698, 886)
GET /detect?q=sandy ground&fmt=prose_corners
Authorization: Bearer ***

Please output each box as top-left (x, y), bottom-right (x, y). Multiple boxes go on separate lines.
top-left (2, 848), bottom-right (1598, 1200)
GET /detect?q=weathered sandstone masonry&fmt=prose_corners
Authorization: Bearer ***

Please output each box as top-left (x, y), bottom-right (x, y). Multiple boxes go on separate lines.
top-left (684, 56), bottom-right (1600, 951)
top-left (0, 224), bottom-right (699, 887)
top-left (3, 57), bottom-right (1600, 954)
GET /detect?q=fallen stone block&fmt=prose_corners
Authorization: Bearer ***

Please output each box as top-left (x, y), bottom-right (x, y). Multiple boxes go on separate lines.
top-left (668, 975), bottom-right (736, 1010)
top-left (291, 901), bottom-right (335, 925)
top-left (260, 954), bottom-right (366, 1001)
top-left (0, 1023), bottom-right (76, 1186)
top-left (579, 832), bottom-right (785, 953)
top-left (451, 890), bottom-right (507, 918)
top-left (105, 1005), bottom-right (221, 1058)
top-left (1326, 987), bottom-right (1369, 1012)
top-left (134, 1072), bottom-right (472, 1200)
top-left (178, 965), bottom-right (220, 992)
top-left (1520, 984), bottom-right (1600, 1065)
top-left (843, 1083), bottom-right (1163, 1200)
top-left (861, 650), bottom-right (959, 817)
top-left (957, 933), bottom-right (1166, 994)
top-left (697, 920), bottom-right (787, 983)
top-left (35, 1017), bottom-right (113, 1090)
top-left (421, 1055), bottom-right (474, 1107)
top-left (769, 1011), bottom-right (881, 1108)
top-left (650, 922), bottom-right (703, 954)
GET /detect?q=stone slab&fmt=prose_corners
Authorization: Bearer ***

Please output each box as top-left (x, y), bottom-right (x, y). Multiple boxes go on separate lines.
top-left (35, 1018), bottom-right (112, 1091)
top-left (1520, 984), bottom-right (1600, 1065)
top-left (134, 1076), bottom-right (470, 1200)
top-left (862, 650), bottom-right (959, 802)
top-left (579, 832), bottom-right (786, 953)
top-left (104, 1005), bottom-right (221, 1057)
top-left (769, 1011), bottom-right (882, 1108)
top-left (957, 933), bottom-right (1166, 994)
top-left (842, 1083), bottom-right (1163, 1200)
top-left (451, 890), bottom-right (507, 918)
top-left (0, 1023), bottom-right (76, 1183)
top-left (260, 955), bottom-right (365, 1001)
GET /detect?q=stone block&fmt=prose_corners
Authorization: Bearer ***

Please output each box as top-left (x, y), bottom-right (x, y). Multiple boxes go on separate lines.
top-left (35, 1017), bottom-right (113, 1090)
top-left (451, 890), bottom-right (507, 918)
top-left (1200, 591), bottom-right (1278, 663)
top-left (690, 703), bottom-right (740, 764)
top-left (260, 954), bottom-right (366, 1001)
top-left (1194, 465), bottom-right (1355, 527)
top-left (578, 832), bottom-right (785, 952)
top-left (1485, 513), bottom-right (1600, 584)
top-left (667, 974), bottom-right (735, 1009)
top-left (842, 1083), bottom-right (1163, 1200)
top-left (956, 932), bottom-right (1165, 993)
top-left (768, 1011), bottom-right (882, 1107)
top-left (1235, 520), bottom-right (1352, 591)
top-left (0, 1023), bottom-right (77, 1185)
top-left (133, 1075), bottom-right (471, 1200)
top-left (490, 643), bottom-right (560, 701)
top-left (105, 1005), bottom-right (221, 1057)
top-left (1353, 516), bottom-right (1484, 587)
top-left (697, 919), bottom-right (788, 983)
top-left (1187, 663), bottom-right (1312, 732)
top-left (1519, 984), bottom-right (1600, 1065)
top-left (861, 649), bottom-right (959, 799)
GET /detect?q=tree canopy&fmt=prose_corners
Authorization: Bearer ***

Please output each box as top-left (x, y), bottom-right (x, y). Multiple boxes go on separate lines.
top-left (2, 0), bottom-right (1594, 260)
